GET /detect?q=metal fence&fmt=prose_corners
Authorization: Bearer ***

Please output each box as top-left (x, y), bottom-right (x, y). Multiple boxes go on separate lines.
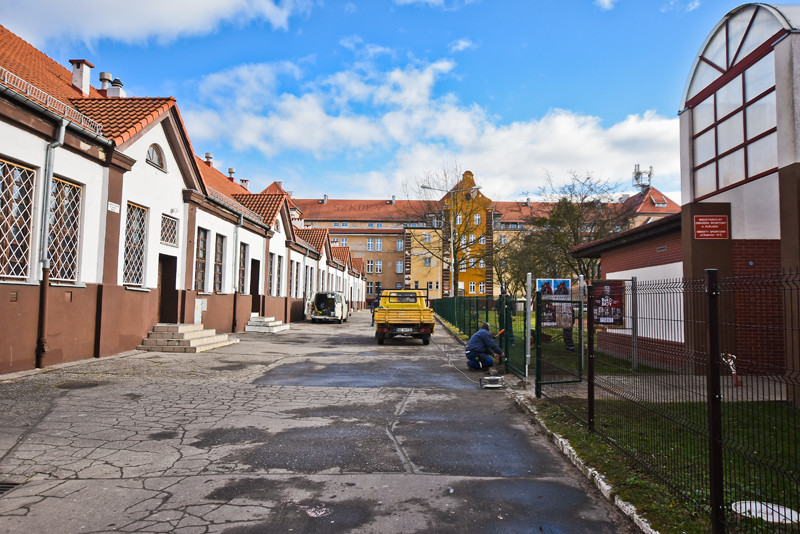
top-left (431, 295), bottom-right (530, 377)
top-left (537, 270), bottom-right (800, 533)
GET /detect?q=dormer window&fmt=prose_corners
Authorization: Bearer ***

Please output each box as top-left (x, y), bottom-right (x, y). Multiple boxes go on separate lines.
top-left (146, 144), bottom-right (165, 170)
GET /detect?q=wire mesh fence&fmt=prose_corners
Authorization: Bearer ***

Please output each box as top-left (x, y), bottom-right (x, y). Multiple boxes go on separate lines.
top-left (538, 271), bottom-right (800, 533)
top-left (431, 295), bottom-right (530, 376)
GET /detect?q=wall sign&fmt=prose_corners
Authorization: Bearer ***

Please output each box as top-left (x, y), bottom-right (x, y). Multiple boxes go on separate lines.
top-left (694, 215), bottom-right (729, 240)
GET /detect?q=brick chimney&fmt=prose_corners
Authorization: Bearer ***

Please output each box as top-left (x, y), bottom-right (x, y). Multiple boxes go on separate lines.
top-left (227, 168), bottom-right (235, 182)
top-left (204, 153), bottom-right (213, 167)
top-left (69, 59), bottom-right (94, 96)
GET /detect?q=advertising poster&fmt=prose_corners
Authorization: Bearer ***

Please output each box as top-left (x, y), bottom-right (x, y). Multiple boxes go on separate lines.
top-left (537, 279), bottom-right (573, 328)
top-left (591, 280), bottom-right (624, 326)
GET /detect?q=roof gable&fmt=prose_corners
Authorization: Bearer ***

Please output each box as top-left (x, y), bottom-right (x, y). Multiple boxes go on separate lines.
top-left (233, 193), bottom-right (286, 228)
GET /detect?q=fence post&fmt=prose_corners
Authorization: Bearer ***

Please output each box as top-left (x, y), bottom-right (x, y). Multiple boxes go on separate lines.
top-left (631, 276), bottom-right (638, 371)
top-left (587, 284), bottom-right (595, 432)
top-left (535, 290), bottom-right (542, 398)
top-left (705, 269), bottom-right (725, 534)
top-left (526, 273), bottom-right (532, 370)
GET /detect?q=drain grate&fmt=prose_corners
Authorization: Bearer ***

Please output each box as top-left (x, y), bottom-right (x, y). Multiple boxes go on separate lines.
top-left (0, 483), bottom-right (21, 497)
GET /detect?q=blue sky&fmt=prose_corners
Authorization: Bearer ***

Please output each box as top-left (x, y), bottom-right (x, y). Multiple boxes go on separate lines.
top-left (1, 0), bottom-right (757, 203)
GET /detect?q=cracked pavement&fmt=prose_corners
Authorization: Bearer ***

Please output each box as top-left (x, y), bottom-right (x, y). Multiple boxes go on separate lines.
top-left (0, 312), bottom-right (638, 533)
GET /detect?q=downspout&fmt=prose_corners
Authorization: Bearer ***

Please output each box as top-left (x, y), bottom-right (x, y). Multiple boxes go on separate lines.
top-left (231, 213), bottom-right (243, 332)
top-left (36, 119), bottom-right (67, 368)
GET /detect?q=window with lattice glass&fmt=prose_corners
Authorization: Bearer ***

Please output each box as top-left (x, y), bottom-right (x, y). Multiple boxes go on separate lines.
top-left (146, 144), bottom-right (165, 170)
top-left (160, 215), bottom-right (178, 246)
top-left (123, 203), bottom-right (147, 286)
top-left (214, 234), bottom-right (224, 293)
top-left (48, 178), bottom-right (82, 283)
top-left (238, 243), bottom-right (247, 293)
top-left (195, 228), bottom-right (208, 292)
top-left (0, 158), bottom-right (35, 280)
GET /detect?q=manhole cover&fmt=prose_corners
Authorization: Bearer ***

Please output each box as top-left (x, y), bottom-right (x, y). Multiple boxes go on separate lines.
top-left (55, 381), bottom-right (102, 390)
top-left (732, 501), bottom-right (800, 524)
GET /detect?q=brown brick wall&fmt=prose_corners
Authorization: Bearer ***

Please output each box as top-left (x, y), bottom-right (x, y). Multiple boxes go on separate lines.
top-left (601, 231), bottom-right (683, 277)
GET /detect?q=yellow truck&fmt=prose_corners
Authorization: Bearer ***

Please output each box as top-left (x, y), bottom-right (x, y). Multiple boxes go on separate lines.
top-left (374, 289), bottom-right (436, 345)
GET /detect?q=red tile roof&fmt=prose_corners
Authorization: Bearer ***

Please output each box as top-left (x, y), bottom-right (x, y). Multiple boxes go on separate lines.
top-left (0, 25), bottom-right (102, 103)
top-left (293, 198), bottom-right (428, 222)
top-left (493, 201), bottom-right (550, 222)
top-left (72, 97), bottom-right (175, 146)
top-left (351, 257), bottom-right (364, 274)
top-left (261, 182), bottom-right (300, 211)
top-left (624, 186), bottom-right (681, 215)
top-left (0, 25), bottom-right (181, 147)
top-left (232, 194), bottom-right (286, 226)
top-left (295, 227), bottom-right (330, 252)
top-left (194, 155), bottom-right (250, 198)
top-left (330, 246), bottom-right (352, 266)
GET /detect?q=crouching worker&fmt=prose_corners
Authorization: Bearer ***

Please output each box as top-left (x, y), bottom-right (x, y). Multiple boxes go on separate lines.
top-left (465, 322), bottom-right (504, 370)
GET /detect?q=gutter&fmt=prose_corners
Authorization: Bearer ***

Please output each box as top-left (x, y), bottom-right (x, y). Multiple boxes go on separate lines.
top-left (0, 84), bottom-right (112, 147)
top-left (36, 119), bottom-right (67, 368)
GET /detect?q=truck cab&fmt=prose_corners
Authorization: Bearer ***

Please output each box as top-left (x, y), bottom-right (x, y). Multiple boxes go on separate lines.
top-left (373, 289), bottom-right (436, 345)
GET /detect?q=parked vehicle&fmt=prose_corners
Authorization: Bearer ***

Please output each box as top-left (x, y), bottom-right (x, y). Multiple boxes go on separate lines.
top-left (374, 289), bottom-right (435, 345)
top-left (309, 292), bottom-right (348, 323)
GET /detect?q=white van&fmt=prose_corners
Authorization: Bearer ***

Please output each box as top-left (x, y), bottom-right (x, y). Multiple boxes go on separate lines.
top-left (308, 292), bottom-right (348, 323)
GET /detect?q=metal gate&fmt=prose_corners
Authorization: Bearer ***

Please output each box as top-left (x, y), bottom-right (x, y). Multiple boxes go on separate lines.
top-left (534, 292), bottom-right (584, 397)
top-left (495, 295), bottom-right (528, 378)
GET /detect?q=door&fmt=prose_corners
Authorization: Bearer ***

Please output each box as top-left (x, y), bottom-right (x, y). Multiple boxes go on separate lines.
top-left (157, 254), bottom-right (179, 323)
top-left (250, 258), bottom-right (261, 313)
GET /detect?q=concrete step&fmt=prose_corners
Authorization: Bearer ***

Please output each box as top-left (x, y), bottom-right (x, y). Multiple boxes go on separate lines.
top-left (247, 316), bottom-right (276, 325)
top-left (139, 323), bottom-right (239, 353)
top-left (245, 323), bottom-right (291, 334)
top-left (137, 338), bottom-right (239, 353)
top-left (145, 328), bottom-right (218, 341)
top-left (152, 323), bottom-right (205, 334)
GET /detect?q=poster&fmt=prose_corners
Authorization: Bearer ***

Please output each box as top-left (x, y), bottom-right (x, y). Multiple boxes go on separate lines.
top-left (537, 279), bottom-right (573, 328)
top-left (590, 280), bottom-right (624, 326)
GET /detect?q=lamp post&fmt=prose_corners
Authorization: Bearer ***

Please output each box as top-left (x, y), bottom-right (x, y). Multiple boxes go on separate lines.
top-left (421, 184), bottom-right (481, 299)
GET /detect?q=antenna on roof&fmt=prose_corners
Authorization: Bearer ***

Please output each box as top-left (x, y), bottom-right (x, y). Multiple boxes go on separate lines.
top-left (632, 164), bottom-right (653, 192)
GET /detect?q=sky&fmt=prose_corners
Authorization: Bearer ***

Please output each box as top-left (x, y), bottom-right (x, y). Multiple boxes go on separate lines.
top-left (0, 0), bottom-right (761, 204)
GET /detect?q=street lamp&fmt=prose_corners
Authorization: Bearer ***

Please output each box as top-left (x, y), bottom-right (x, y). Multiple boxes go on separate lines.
top-left (421, 184), bottom-right (481, 299)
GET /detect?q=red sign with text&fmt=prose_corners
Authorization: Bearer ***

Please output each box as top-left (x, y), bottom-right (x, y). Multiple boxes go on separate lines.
top-left (694, 215), bottom-right (729, 240)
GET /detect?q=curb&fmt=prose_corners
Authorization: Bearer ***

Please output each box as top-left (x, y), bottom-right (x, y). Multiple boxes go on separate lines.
top-left (513, 395), bottom-right (659, 534)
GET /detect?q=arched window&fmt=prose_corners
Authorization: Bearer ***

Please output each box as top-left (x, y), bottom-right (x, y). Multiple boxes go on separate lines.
top-left (146, 144), bottom-right (165, 170)
top-left (680, 5), bottom-right (797, 200)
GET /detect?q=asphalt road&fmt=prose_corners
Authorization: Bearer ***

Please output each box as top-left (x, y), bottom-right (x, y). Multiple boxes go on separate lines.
top-left (0, 311), bottom-right (638, 533)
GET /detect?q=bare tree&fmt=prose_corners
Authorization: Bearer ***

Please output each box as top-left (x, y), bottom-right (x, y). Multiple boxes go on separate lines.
top-left (508, 171), bottom-right (636, 285)
top-left (400, 164), bottom-right (493, 296)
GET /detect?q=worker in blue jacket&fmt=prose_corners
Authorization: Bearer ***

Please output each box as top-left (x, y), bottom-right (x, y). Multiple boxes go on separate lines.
top-left (465, 322), bottom-right (504, 370)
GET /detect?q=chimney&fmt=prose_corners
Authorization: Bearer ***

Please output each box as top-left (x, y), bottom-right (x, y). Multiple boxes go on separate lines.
top-left (323, 194), bottom-right (328, 204)
top-left (227, 168), bottom-right (235, 182)
top-left (98, 71), bottom-right (112, 91)
top-left (204, 153), bottom-right (213, 167)
top-left (239, 178), bottom-right (250, 190)
top-left (106, 78), bottom-right (126, 98)
top-left (69, 59), bottom-right (94, 96)
top-left (392, 195), bottom-right (396, 205)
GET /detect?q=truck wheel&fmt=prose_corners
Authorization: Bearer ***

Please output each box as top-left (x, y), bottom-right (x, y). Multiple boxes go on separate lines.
top-left (377, 334), bottom-right (385, 345)
top-left (422, 336), bottom-right (431, 345)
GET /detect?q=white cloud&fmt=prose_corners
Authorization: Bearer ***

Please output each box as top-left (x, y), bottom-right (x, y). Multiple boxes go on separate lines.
top-left (448, 38), bottom-right (476, 53)
top-left (661, 0), bottom-right (701, 13)
top-left (0, 0), bottom-right (314, 46)
top-left (594, 0), bottom-right (618, 10)
top-left (185, 55), bottom-right (679, 200)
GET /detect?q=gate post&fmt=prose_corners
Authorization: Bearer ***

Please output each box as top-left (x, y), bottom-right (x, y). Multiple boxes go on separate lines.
top-left (526, 273), bottom-right (532, 371)
top-left (587, 284), bottom-right (595, 432)
top-left (535, 290), bottom-right (542, 398)
top-left (705, 269), bottom-right (725, 533)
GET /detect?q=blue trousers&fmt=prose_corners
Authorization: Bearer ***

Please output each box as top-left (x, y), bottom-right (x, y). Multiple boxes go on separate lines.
top-left (466, 352), bottom-right (495, 370)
